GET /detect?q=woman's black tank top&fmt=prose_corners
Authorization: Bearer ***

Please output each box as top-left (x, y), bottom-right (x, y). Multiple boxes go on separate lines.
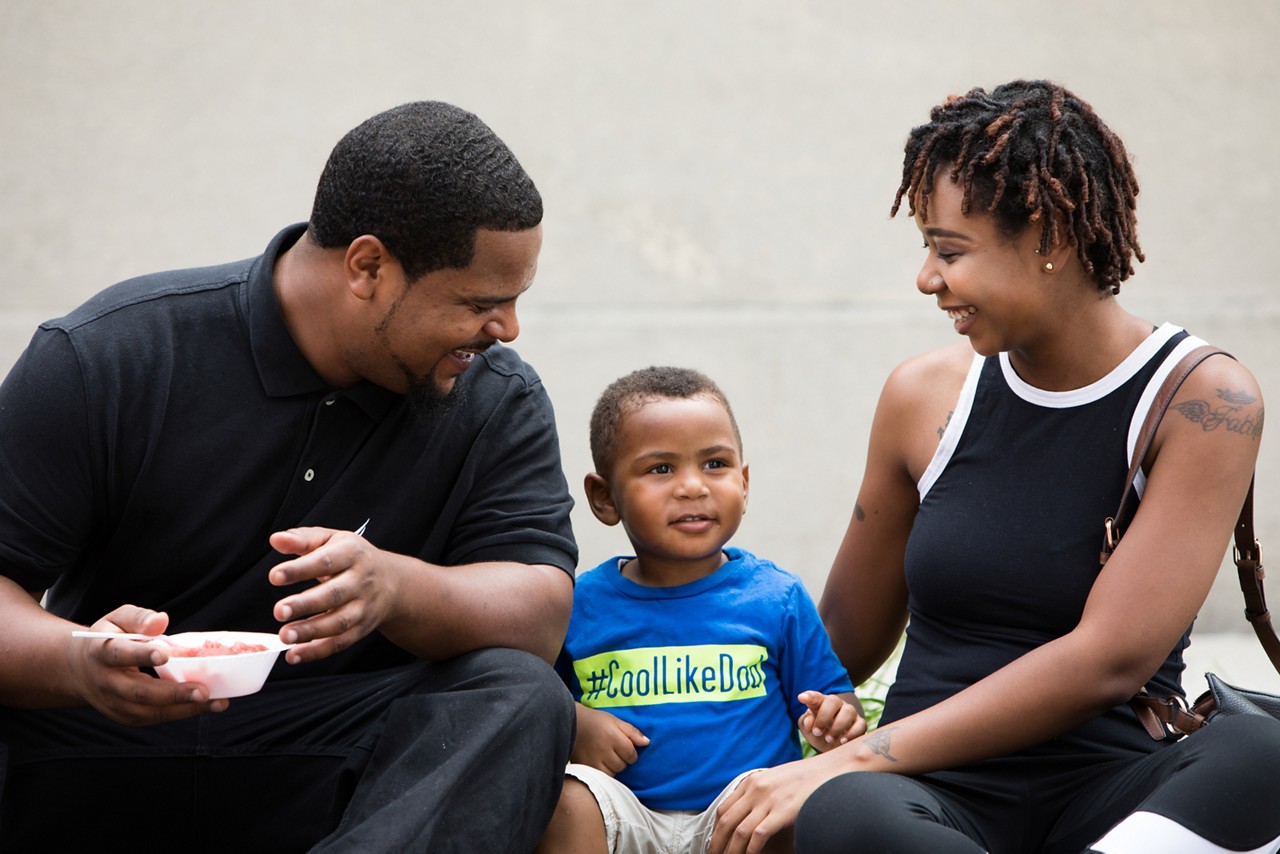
top-left (886, 323), bottom-right (1204, 755)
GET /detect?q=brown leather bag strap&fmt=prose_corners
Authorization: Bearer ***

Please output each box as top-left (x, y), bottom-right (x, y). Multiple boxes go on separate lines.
top-left (1129, 689), bottom-right (1210, 739)
top-left (1233, 481), bottom-right (1280, 672)
top-left (1101, 344), bottom-right (1228, 563)
top-left (1113, 343), bottom-right (1280, 737)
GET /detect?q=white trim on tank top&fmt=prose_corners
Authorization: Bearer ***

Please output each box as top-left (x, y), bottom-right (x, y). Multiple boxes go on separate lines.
top-left (917, 323), bottom-right (1200, 501)
top-left (1126, 331), bottom-right (1211, 498)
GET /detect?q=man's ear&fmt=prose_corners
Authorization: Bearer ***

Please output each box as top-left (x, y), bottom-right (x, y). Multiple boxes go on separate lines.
top-left (584, 472), bottom-right (621, 526)
top-left (741, 462), bottom-right (750, 514)
top-left (344, 235), bottom-right (392, 301)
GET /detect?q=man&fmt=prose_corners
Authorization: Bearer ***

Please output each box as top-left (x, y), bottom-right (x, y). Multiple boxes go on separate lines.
top-left (0, 102), bottom-right (577, 851)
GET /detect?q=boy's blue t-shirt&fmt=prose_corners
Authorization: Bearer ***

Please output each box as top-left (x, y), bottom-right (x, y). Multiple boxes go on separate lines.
top-left (556, 546), bottom-right (853, 811)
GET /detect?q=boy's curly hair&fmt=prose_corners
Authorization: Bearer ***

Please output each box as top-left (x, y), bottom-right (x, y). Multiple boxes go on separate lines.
top-left (589, 366), bottom-right (742, 478)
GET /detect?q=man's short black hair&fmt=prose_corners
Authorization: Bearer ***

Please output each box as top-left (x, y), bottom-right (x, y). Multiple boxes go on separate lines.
top-left (308, 101), bottom-right (542, 282)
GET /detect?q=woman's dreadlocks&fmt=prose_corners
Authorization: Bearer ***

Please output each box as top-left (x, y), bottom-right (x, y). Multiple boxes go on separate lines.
top-left (890, 80), bottom-right (1143, 294)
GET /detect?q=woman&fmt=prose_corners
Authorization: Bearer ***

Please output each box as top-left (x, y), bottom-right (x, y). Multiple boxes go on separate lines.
top-left (710, 80), bottom-right (1280, 853)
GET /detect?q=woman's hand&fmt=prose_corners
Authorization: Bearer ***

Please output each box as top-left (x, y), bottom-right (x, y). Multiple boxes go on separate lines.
top-left (711, 756), bottom-right (840, 854)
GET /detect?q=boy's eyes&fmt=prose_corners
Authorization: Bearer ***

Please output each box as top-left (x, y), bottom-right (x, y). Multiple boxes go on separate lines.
top-left (644, 460), bottom-right (731, 475)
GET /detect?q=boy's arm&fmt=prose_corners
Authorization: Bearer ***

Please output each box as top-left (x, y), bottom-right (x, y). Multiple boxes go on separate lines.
top-left (571, 702), bottom-right (651, 775)
top-left (776, 570), bottom-right (864, 753)
top-left (797, 690), bottom-right (866, 752)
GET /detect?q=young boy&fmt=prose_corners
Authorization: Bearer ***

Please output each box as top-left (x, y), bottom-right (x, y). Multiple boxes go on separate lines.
top-left (537, 366), bottom-right (862, 853)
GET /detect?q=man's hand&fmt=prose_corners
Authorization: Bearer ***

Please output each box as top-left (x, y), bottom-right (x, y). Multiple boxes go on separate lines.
top-left (69, 604), bottom-right (229, 725)
top-left (268, 527), bottom-right (401, 664)
top-left (571, 704), bottom-right (650, 776)
top-left (798, 690), bottom-right (866, 752)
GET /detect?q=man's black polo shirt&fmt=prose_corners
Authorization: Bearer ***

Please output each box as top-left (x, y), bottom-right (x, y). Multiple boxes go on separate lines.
top-left (0, 224), bottom-right (577, 676)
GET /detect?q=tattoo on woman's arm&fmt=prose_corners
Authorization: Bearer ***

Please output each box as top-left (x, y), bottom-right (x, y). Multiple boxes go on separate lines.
top-left (937, 410), bottom-right (953, 440)
top-left (1171, 389), bottom-right (1264, 440)
top-left (854, 502), bottom-right (866, 522)
top-left (865, 728), bottom-right (898, 762)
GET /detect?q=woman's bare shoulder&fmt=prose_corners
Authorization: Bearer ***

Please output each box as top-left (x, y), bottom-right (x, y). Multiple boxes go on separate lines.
top-left (871, 343), bottom-right (976, 480)
top-left (1153, 349), bottom-right (1264, 464)
top-left (1178, 349), bottom-right (1263, 410)
top-left (881, 342), bottom-right (975, 409)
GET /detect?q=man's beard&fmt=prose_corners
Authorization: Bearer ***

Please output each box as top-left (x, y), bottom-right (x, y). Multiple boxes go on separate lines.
top-left (376, 294), bottom-right (470, 426)
top-left (407, 375), bottom-right (467, 426)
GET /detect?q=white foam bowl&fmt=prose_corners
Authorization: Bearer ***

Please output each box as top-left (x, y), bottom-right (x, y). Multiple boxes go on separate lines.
top-left (153, 630), bottom-right (290, 699)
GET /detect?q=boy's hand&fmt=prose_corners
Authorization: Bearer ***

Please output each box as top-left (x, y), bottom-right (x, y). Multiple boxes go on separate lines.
top-left (797, 690), bottom-right (866, 752)
top-left (571, 703), bottom-right (650, 775)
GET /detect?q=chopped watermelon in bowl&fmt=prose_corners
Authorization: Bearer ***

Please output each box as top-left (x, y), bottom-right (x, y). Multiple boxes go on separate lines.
top-left (153, 631), bottom-right (290, 699)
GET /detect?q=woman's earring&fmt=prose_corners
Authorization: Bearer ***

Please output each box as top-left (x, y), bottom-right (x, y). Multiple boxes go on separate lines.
top-left (1043, 262), bottom-right (1055, 272)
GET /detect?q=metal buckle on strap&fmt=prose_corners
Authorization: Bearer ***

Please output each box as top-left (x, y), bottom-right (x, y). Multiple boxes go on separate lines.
top-left (1157, 695), bottom-right (1206, 736)
top-left (1235, 539), bottom-right (1262, 565)
top-left (1104, 517), bottom-right (1119, 552)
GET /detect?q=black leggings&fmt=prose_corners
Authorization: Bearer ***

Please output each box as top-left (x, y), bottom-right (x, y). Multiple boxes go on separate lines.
top-left (0, 648), bottom-right (574, 853)
top-left (795, 714), bottom-right (1280, 854)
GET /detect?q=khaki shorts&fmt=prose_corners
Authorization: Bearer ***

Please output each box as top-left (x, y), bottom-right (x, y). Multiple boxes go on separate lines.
top-left (564, 763), bottom-right (759, 854)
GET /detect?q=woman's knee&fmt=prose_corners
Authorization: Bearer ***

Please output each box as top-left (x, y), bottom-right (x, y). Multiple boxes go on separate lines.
top-left (796, 772), bottom-right (984, 853)
top-left (796, 772), bottom-right (907, 850)
top-left (1205, 711), bottom-right (1280, 753)
top-left (1186, 712), bottom-right (1280, 791)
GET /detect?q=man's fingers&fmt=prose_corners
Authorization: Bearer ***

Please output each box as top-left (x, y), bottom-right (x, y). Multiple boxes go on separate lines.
top-left (277, 592), bottom-right (369, 650)
top-left (95, 668), bottom-right (231, 726)
top-left (274, 573), bottom-right (355, 623)
top-left (97, 637), bottom-right (169, 669)
top-left (269, 526), bottom-right (335, 556)
top-left (109, 695), bottom-right (230, 726)
top-left (282, 635), bottom-right (350, 665)
top-left (98, 604), bottom-right (168, 635)
top-left (269, 530), bottom-right (370, 588)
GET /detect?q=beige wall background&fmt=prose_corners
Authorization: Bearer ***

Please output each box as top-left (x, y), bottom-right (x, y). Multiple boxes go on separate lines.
top-left (2, 1), bottom-right (1278, 631)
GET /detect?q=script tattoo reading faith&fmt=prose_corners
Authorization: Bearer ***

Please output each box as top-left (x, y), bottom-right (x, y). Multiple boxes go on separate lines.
top-left (1171, 388), bottom-right (1264, 440)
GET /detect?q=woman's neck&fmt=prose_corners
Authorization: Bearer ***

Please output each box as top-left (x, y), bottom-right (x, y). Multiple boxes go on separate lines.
top-left (1006, 296), bottom-right (1154, 392)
